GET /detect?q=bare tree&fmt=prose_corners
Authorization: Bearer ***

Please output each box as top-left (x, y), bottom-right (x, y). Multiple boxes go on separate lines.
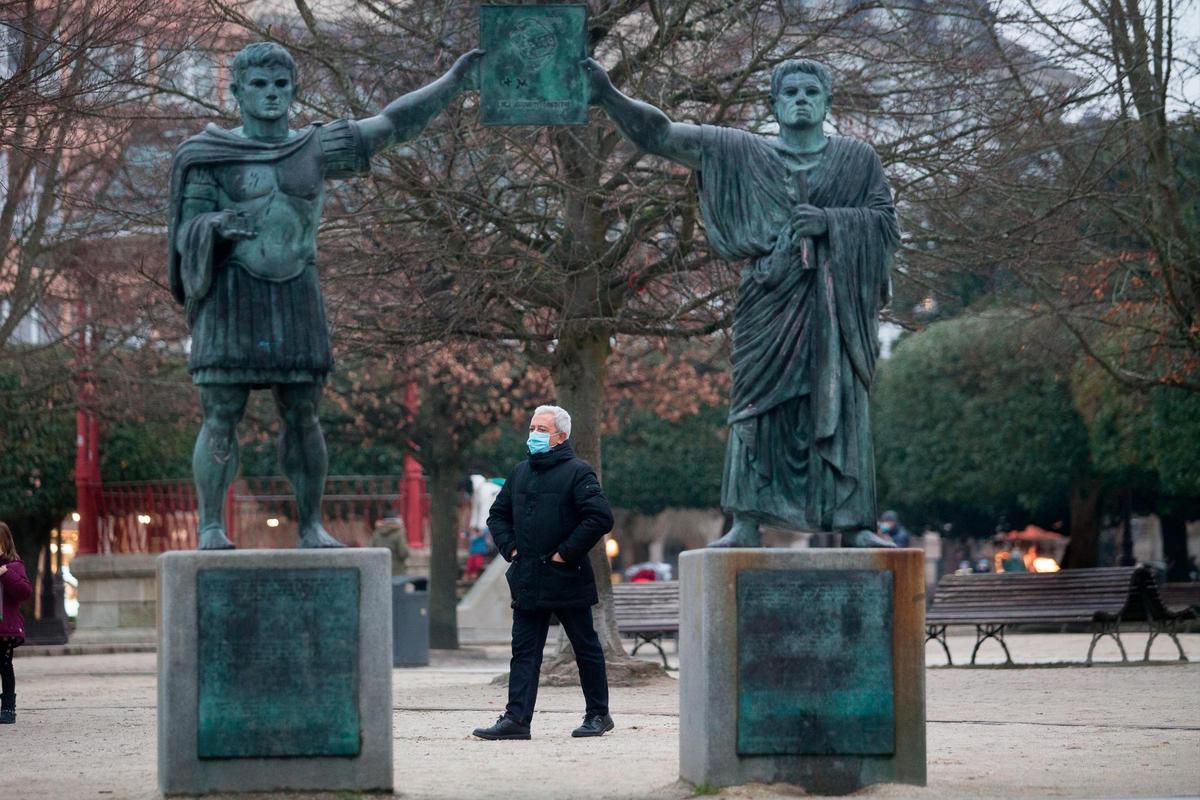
top-left (901, 0), bottom-right (1199, 390)
top-left (1, 1), bottom-right (222, 355)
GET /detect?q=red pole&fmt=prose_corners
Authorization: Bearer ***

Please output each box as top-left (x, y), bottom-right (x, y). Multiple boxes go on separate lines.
top-left (402, 455), bottom-right (425, 548)
top-left (74, 299), bottom-right (100, 556)
top-left (401, 381), bottom-right (427, 548)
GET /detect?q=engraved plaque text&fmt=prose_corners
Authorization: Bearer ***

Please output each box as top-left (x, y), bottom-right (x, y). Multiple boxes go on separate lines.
top-left (480, 4), bottom-right (587, 125)
top-left (737, 569), bottom-right (894, 755)
top-left (197, 568), bottom-right (361, 759)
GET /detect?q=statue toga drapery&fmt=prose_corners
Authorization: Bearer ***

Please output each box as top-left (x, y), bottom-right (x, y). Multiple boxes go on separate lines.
top-left (700, 126), bottom-right (898, 537)
top-left (586, 57), bottom-right (899, 547)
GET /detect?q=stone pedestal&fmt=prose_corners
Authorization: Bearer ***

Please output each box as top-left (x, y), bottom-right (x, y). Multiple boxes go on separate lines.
top-left (679, 548), bottom-right (925, 794)
top-left (71, 554), bottom-right (159, 645)
top-left (456, 557), bottom-right (513, 644)
top-left (158, 549), bottom-right (393, 795)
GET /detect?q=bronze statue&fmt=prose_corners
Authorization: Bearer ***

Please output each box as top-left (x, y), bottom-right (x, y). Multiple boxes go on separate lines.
top-left (585, 58), bottom-right (899, 548)
top-left (169, 43), bottom-right (483, 549)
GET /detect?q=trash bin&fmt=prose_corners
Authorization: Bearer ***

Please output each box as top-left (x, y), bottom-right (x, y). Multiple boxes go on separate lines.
top-left (391, 576), bottom-right (429, 667)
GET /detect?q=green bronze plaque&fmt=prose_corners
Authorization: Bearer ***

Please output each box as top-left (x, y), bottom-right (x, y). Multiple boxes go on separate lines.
top-left (480, 4), bottom-right (587, 126)
top-left (197, 568), bottom-right (360, 759)
top-left (737, 569), bottom-right (894, 756)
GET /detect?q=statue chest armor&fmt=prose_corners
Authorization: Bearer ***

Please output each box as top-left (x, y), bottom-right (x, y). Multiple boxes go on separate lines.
top-left (215, 142), bottom-right (324, 282)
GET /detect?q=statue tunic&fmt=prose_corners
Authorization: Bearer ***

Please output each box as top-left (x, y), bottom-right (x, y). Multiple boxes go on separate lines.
top-left (167, 121), bottom-right (370, 386)
top-left (696, 127), bottom-right (899, 531)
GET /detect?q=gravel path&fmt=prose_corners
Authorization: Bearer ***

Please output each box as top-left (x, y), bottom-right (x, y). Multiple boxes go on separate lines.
top-left (1, 634), bottom-right (1197, 799)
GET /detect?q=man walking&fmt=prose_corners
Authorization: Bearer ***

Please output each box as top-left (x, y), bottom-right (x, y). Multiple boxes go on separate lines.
top-left (472, 405), bottom-right (615, 740)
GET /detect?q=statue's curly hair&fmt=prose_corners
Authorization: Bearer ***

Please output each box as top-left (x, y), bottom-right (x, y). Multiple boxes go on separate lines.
top-left (230, 42), bottom-right (297, 88)
top-left (770, 59), bottom-right (833, 104)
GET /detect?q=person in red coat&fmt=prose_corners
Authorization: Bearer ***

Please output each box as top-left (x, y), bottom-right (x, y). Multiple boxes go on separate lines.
top-left (0, 521), bottom-right (33, 724)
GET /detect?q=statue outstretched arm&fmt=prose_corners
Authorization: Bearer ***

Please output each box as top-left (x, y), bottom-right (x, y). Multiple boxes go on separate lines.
top-left (583, 58), bottom-right (702, 170)
top-left (357, 50), bottom-right (485, 157)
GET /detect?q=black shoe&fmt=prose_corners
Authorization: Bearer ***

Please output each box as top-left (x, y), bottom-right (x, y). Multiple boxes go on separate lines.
top-left (571, 713), bottom-right (614, 737)
top-left (0, 693), bottom-right (14, 724)
top-left (472, 715), bottom-right (530, 740)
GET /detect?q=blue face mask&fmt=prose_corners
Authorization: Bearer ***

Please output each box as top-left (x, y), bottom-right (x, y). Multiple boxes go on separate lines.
top-left (527, 431), bottom-right (552, 454)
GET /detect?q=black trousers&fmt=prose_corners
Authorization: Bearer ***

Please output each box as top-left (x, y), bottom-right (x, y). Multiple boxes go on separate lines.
top-left (0, 638), bottom-right (16, 696)
top-left (506, 605), bottom-right (608, 724)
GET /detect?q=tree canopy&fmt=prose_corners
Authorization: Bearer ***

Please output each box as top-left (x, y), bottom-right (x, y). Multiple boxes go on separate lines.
top-left (875, 312), bottom-right (1200, 569)
top-left (874, 313), bottom-right (1090, 535)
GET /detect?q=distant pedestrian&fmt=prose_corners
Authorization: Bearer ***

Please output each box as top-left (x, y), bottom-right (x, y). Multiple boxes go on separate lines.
top-left (465, 529), bottom-right (492, 580)
top-left (472, 405), bottom-right (615, 741)
top-left (878, 510), bottom-right (912, 548)
top-left (0, 521), bottom-right (33, 724)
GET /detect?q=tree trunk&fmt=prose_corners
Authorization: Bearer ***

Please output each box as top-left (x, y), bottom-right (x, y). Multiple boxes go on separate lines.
top-left (534, 120), bottom-right (660, 682)
top-left (426, 461), bottom-right (461, 649)
top-left (1117, 488), bottom-right (1135, 566)
top-left (550, 326), bottom-right (630, 659)
top-left (1063, 479), bottom-right (1104, 569)
top-left (422, 393), bottom-right (464, 651)
top-left (6, 513), bottom-right (54, 622)
top-left (1160, 508), bottom-right (1191, 583)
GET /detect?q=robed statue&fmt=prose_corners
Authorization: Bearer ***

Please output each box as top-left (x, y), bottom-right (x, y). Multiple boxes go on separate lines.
top-left (169, 43), bottom-right (482, 549)
top-left (585, 58), bottom-right (899, 548)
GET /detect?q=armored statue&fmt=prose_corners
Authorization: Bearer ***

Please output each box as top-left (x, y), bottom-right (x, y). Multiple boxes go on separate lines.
top-left (169, 43), bottom-right (482, 549)
top-left (585, 58), bottom-right (899, 548)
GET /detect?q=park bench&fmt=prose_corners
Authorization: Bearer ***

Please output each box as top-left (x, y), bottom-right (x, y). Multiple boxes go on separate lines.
top-left (925, 565), bottom-right (1193, 666)
top-left (612, 581), bottom-right (680, 668)
top-left (1127, 574), bottom-right (1199, 653)
top-left (1160, 583), bottom-right (1200, 616)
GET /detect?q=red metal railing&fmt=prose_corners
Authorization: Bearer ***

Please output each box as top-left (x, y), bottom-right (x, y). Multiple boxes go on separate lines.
top-left (95, 476), bottom-right (430, 553)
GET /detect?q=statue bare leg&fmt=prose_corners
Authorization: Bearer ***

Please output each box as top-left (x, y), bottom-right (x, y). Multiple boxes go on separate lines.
top-left (274, 382), bottom-right (344, 548)
top-left (194, 385), bottom-right (250, 550)
top-left (709, 514), bottom-right (763, 548)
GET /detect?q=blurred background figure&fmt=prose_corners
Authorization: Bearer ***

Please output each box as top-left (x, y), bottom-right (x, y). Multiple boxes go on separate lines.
top-left (469, 475), bottom-right (504, 533)
top-left (878, 510), bottom-right (912, 547)
top-left (465, 527), bottom-right (494, 581)
top-left (370, 514), bottom-right (409, 575)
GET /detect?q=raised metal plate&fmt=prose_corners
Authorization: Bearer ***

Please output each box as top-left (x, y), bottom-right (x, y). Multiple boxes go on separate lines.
top-left (480, 4), bottom-right (587, 125)
top-left (197, 568), bottom-right (361, 759)
top-left (737, 569), bottom-right (895, 755)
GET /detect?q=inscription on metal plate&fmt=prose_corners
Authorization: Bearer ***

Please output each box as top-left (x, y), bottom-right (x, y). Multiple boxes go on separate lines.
top-left (737, 569), bottom-right (894, 755)
top-left (480, 4), bottom-right (587, 125)
top-left (197, 568), bottom-right (360, 759)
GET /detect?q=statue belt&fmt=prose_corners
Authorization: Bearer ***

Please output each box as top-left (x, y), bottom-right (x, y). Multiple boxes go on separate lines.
top-left (224, 257), bottom-right (312, 283)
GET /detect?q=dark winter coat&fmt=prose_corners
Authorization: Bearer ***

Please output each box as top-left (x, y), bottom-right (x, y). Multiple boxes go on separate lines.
top-left (487, 442), bottom-right (614, 609)
top-left (0, 558), bottom-right (33, 640)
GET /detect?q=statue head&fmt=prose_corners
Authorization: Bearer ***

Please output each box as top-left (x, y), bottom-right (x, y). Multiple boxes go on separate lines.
top-left (229, 42), bottom-right (297, 124)
top-left (769, 59), bottom-right (832, 131)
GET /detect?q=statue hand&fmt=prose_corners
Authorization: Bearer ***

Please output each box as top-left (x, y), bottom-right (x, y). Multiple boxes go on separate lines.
top-left (217, 209), bottom-right (257, 241)
top-left (581, 57), bottom-right (615, 105)
top-left (790, 204), bottom-right (828, 238)
top-left (450, 49), bottom-right (486, 92)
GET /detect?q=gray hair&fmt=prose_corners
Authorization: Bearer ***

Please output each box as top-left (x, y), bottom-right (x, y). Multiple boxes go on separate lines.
top-left (533, 404), bottom-right (571, 437)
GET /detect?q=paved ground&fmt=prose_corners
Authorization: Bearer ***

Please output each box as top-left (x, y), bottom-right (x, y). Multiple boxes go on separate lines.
top-left (2, 633), bottom-right (1198, 800)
